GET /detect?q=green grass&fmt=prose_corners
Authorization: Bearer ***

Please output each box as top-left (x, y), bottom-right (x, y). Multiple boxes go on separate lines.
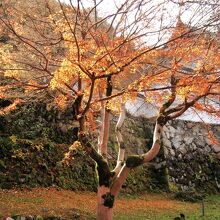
top-left (114, 195), bottom-right (220, 220)
top-left (0, 188), bottom-right (219, 220)
top-left (12, 197), bottom-right (44, 204)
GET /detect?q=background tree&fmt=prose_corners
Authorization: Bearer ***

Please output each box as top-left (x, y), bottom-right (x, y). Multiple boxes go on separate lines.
top-left (0, 0), bottom-right (220, 219)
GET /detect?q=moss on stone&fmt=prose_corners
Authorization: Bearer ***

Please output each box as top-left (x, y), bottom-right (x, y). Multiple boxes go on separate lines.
top-left (0, 101), bottom-right (168, 193)
top-left (0, 136), bottom-right (98, 191)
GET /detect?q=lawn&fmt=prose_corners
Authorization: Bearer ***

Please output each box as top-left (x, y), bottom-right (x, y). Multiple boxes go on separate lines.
top-left (0, 188), bottom-right (219, 220)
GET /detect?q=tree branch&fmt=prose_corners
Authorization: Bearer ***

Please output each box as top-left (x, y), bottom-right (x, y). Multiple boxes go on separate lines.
top-left (98, 76), bottom-right (113, 159)
top-left (112, 101), bottom-right (126, 176)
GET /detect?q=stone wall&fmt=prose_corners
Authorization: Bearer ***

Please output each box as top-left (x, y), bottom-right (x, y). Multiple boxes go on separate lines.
top-left (2, 97), bottom-right (219, 193)
top-left (0, 101), bottom-right (168, 192)
top-left (162, 120), bottom-right (220, 193)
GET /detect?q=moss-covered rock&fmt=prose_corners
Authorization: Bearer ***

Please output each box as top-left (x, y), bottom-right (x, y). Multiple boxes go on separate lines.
top-left (0, 136), bottom-right (98, 191)
top-left (0, 101), bottom-right (167, 192)
top-left (1, 101), bottom-right (77, 144)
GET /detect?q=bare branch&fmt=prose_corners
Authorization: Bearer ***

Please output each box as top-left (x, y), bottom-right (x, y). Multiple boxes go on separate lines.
top-left (112, 101), bottom-right (126, 176)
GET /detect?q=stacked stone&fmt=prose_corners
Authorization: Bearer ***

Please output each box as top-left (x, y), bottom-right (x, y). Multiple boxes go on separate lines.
top-left (162, 120), bottom-right (220, 192)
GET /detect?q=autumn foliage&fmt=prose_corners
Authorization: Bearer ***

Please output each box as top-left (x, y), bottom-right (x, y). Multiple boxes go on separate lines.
top-left (0, 0), bottom-right (220, 219)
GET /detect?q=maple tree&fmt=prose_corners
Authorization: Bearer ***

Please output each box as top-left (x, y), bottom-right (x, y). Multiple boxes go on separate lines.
top-left (0, 0), bottom-right (220, 219)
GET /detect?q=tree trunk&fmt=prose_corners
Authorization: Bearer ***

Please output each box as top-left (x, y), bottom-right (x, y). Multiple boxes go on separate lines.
top-left (97, 186), bottom-right (113, 220)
